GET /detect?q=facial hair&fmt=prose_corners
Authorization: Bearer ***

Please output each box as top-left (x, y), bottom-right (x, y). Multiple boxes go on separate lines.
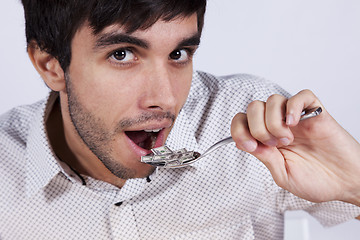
top-left (65, 73), bottom-right (175, 179)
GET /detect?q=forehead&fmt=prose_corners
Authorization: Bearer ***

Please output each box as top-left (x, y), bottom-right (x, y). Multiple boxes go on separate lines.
top-left (75, 14), bottom-right (199, 49)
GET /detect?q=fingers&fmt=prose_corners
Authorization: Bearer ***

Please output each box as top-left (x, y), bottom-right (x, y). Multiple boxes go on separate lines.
top-left (231, 113), bottom-right (258, 152)
top-left (230, 89), bottom-right (324, 190)
top-left (247, 100), bottom-right (275, 146)
top-left (264, 94), bottom-right (294, 145)
top-left (231, 104), bottom-right (289, 187)
top-left (231, 90), bottom-right (322, 152)
top-left (285, 89), bottom-right (323, 126)
top-left (233, 94), bottom-right (294, 151)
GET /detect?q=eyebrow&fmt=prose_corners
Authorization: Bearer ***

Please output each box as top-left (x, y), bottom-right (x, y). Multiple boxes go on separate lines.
top-left (94, 31), bottom-right (201, 51)
top-left (176, 33), bottom-right (201, 49)
top-left (94, 32), bottom-right (149, 50)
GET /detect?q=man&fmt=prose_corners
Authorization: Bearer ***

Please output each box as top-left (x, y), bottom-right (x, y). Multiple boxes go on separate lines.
top-left (1, 0), bottom-right (359, 239)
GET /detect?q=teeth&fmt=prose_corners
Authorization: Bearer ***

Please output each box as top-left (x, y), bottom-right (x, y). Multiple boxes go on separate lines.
top-left (144, 128), bottom-right (162, 133)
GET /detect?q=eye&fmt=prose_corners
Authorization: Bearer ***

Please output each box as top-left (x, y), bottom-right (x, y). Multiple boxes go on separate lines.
top-left (110, 48), bottom-right (137, 63)
top-left (169, 49), bottom-right (190, 62)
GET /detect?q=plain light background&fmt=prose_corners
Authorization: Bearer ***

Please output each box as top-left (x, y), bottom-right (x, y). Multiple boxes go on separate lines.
top-left (1, 0), bottom-right (359, 239)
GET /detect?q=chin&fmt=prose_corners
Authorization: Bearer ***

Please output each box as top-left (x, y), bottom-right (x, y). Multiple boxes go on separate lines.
top-left (131, 162), bottom-right (156, 179)
top-left (107, 158), bottom-right (156, 180)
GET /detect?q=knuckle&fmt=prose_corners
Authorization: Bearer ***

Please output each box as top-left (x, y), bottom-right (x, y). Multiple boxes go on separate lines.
top-left (267, 94), bottom-right (285, 103)
top-left (248, 100), bottom-right (263, 109)
top-left (231, 113), bottom-right (246, 126)
top-left (250, 128), bottom-right (270, 141)
top-left (299, 89), bottom-right (314, 97)
top-left (231, 123), bottom-right (245, 137)
top-left (247, 100), bottom-right (264, 114)
top-left (266, 121), bottom-right (285, 136)
top-left (231, 114), bottom-right (247, 137)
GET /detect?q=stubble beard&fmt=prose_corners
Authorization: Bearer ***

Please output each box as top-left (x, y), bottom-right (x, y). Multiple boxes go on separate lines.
top-left (65, 73), bottom-right (155, 180)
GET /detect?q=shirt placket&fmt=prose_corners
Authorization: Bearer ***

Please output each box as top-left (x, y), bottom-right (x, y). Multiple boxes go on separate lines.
top-left (109, 178), bottom-right (147, 240)
top-left (109, 202), bottom-right (140, 240)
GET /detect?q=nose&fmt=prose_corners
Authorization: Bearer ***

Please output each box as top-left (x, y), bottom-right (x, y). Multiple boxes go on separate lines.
top-left (139, 63), bottom-right (177, 112)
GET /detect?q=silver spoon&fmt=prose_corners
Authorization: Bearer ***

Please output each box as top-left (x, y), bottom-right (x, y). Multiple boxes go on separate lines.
top-left (144, 107), bottom-right (322, 169)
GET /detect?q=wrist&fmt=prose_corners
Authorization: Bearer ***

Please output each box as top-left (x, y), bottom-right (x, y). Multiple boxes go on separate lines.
top-left (344, 142), bottom-right (360, 207)
top-left (343, 189), bottom-right (360, 207)
top-left (350, 195), bottom-right (360, 207)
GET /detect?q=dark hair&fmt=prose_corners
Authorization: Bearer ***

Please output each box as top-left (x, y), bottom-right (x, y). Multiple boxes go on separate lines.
top-left (21, 0), bottom-right (207, 71)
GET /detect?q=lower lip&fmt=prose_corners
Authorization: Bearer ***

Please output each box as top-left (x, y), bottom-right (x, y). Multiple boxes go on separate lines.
top-left (125, 129), bottom-right (166, 159)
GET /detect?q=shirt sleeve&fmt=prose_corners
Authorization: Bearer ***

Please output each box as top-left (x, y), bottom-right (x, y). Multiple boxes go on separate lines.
top-left (277, 189), bottom-right (360, 227)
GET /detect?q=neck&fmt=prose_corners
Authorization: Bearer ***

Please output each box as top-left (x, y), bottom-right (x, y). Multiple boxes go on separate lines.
top-left (46, 97), bottom-right (126, 188)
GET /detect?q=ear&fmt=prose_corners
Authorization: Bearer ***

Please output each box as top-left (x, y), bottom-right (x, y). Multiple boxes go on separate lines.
top-left (27, 43), bottom-right (66, 92)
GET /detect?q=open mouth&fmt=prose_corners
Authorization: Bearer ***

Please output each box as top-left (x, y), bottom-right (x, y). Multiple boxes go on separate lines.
top-left (125, 129), bottom-right (161, 151)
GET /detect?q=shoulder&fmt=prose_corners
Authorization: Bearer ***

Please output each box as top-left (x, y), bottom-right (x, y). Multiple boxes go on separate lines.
top-left (190, 71), bottom-right (290, 100)
top-left (188, 71), bottom-right (290, 114)
top-left (0, 100), bottom-right (45, 162)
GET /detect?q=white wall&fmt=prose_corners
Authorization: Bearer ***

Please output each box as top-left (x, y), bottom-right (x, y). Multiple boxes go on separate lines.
top-left (195, 0), bottom-right (360, 142)
top-left (0, 1), bottom-right (49, 113)
top-left (1, 0), bottom-right (359, 239)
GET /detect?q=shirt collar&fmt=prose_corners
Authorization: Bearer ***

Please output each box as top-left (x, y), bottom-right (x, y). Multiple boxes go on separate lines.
top-left (25, 91), bottom-right (64, 197)
top-left (167, 109), bottom-right (199, 150)
top-left (163, 103), bottom-right (200, 166)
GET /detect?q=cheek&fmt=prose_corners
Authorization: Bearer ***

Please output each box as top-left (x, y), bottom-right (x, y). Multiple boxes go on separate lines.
top-left (177, 82), bottom-right (191, 105)
top-left (173, 70), bottom-right (193, 106)
top-left (68, 67), bottom-right (139, 123)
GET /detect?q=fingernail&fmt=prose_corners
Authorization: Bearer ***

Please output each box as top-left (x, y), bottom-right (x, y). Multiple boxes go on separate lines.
top-left (280, 137), bottom-right (291, 146)
top-left (286, 114), bottom-right (294, 126)
top-left (243, 140), bottom-right (257, 152)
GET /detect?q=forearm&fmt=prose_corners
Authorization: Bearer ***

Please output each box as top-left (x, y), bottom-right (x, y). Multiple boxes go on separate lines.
top-left (337, 132), bottom-right (360, 208)
top-left (347, 191), bottom-right (360, 208)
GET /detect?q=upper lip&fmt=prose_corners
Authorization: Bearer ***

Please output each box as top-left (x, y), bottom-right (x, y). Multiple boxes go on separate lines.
top-left (123, 121), bottom-right (173, 132)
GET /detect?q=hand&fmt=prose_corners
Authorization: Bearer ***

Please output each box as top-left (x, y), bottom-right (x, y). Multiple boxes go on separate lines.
top-left (231, 90), bottom-right (360, 206)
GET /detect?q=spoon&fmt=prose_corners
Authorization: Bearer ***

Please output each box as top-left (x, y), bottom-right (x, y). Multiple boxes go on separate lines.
top-left (142, 107), bottom-right (322, 168)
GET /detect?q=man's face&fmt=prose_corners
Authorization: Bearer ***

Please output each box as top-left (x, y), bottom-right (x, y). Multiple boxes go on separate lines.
top-left (63, 14), bottom-right (199, 180)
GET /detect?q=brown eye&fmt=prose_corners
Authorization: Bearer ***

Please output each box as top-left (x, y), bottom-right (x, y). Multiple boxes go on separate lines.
top-left (169, 49), bottom-right (190, 62)
top-left (110, 49), bottom-right (136, 62)
top-left (113, 50), bottom-right (127, 60)
top-left (170, 50), bottom-right (182, 60)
